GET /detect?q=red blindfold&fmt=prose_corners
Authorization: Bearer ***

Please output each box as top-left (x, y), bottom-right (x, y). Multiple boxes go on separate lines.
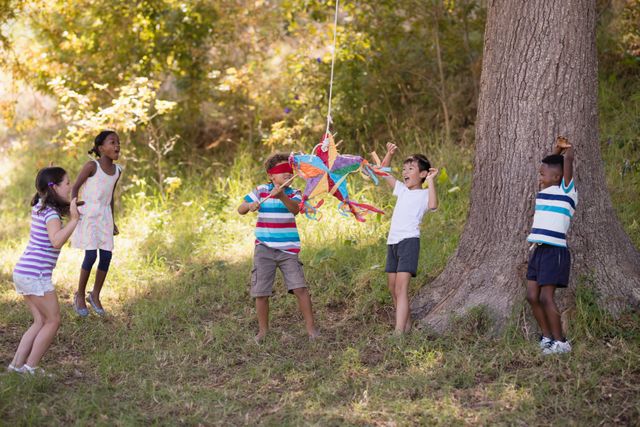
top-left (268, 163), bottom-right (293, 175)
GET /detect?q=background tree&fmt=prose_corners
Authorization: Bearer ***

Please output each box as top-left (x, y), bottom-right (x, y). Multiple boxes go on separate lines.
top-left (411, 0), bottom-right (640, 332)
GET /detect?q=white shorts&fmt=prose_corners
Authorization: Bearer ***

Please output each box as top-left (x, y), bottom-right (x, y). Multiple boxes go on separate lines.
top-left (13, 272), bottom-right (55, 296)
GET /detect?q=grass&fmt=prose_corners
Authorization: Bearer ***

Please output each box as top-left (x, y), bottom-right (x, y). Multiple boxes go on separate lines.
top-left (1, 129), bottom-right (639, 425)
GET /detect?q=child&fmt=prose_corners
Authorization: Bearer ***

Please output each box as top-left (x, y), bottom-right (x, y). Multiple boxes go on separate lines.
top-left (380, 143), bottom-right (438, 334)
top-left (526, 137), bottom-right (576, 355)
top-left (238, 153), bottom-right (319, 342)
top-left (8, 167), bottom-right (80, 374)
top-left (71, 130), bottom-right (122, 316)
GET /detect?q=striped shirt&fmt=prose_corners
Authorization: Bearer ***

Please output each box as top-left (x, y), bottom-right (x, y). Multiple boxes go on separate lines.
top-left (527, 178), bottom-right (578, 247)
top-left (14, 204), bottom-right (62, 278)
top-left (244, 183), bottom-right (302, 254)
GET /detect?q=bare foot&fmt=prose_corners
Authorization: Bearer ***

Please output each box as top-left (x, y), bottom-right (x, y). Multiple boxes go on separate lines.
top-left (308, 329), bottom-right (321, 341)
top-left (254, 331), bottom-right (267, 344)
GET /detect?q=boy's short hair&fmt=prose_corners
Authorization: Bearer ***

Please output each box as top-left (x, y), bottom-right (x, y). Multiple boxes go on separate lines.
top-left (541, 154), bottom-right (564, 172)
top-left (404, 154), bottom-right (431, 183)
top-left (265, 152), bottom-right (290, 172)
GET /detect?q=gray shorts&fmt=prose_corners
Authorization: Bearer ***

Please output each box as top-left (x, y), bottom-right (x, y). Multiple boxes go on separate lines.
top-left (250, 244), bottom-right (307, 297)
top-left (385, 237), bottom-right (420, 277)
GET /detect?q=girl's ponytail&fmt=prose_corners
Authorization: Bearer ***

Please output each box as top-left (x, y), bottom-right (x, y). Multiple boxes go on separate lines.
top-left (89, 130), bottom-right (117, 158)
top-left (31, 192), bottom-right (40, 207)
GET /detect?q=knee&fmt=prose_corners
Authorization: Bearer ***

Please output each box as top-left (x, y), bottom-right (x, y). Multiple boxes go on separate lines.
top-left (82, 250), bottom-right (98, 271)
top-left (539, 292), bottom-right (555, 308)
top-left (97, 250), bottom-right (113, 272)
top-left (526, 291), bottom-right (539, 306)
top-left (46, 312), bottom-right (61, 329)
top-left (292, 287), bottom-right (309, 297)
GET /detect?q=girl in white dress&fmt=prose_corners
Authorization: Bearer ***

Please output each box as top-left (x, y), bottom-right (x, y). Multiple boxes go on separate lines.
top-left (71, 130), bottom-right (122, 316)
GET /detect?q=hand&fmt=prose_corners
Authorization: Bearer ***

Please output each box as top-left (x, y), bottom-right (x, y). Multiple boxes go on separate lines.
top-left (425, 168), bottom-right (439, 181)
top-left (386, 142), bottom-right (398, 156)
top-left (69, 197), bottom-right (80, 220)
top-left (113, 224), bottom-right (119, 236)
top-left (249, 201), bottom-right (260, 212)
top-left (270, 185), bottom-right (285, 199)
top-left (556, 136), bottom-right (572, 151)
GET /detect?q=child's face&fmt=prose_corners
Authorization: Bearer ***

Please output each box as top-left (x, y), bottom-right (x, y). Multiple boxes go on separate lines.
top-left (100, 133), bottom-right (121, 161)
top-left (402, 161), bottom-right (428, 189)
top-left (268, 162), bottom-right (293, 187)
top-left (538, 163), bottom-right (561, 189)
top-left (53, 174), bottom-right (72, 202)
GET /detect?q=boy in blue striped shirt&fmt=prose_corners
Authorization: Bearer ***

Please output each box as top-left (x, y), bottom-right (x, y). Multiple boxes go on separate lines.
top-left (526, 137), bottom-right (576, 355)
top-left (238, 153), bottom-right (319, 342)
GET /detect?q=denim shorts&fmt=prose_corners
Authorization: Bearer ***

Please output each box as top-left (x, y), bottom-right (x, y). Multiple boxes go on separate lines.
top-left (13, 272), bottom-right (55, 296)
top-left (526, 244), bottom-right (571, 287)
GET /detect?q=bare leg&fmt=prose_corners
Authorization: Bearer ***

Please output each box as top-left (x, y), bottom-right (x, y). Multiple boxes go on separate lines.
top-left (89, 269), bottom-right (108, 310)
top-left (75, 268), bottom-right (91, 311)
top-left (11, 297), bottom-right (45, 368)
top-left (255, 297), bottom-right (269, 341)
top-left (394, 272), bottom-right (412, 335)
top-left (292, 288), bottom-right (318, 338)
top-left (526, 280), bottom-right (552, 337)
top-left (387, 273), bottom-right (397, 309)
top-left (540, 285), bottom-right (563, 341)
top-left (24, 292), bottom-right (61, 367)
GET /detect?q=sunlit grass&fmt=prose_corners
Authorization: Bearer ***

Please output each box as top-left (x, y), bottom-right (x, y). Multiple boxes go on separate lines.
top-left (1, 135), bottom-right (639, 425)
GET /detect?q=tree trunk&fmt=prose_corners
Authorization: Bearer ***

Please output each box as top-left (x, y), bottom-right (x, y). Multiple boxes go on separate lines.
top-left (412, 0), bottom-right (640, 333)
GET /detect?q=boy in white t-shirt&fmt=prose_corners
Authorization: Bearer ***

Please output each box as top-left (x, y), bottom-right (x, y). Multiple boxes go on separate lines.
top-left (380, 143), bottom-right (438, 334)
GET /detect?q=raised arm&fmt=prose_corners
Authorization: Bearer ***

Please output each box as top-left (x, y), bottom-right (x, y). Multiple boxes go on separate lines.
top-left (72, 161), bottom-right (97, 199)
top-left (554, 136), bottom-right (574, 184)
top-left (380, 142), bottom-right (398, 189)
top-left (426, 168), bottom-right (439, 211)
top-left (563, 145), bottom-right (574, 184)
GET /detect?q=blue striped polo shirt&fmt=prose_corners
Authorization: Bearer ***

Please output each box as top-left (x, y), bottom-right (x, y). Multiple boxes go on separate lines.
top-left (244, 183), bottom-right (302, 254)
top-left (527, 178), bottom-right (578, 247)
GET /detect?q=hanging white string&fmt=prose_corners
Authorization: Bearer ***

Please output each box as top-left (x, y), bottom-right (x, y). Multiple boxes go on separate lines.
top-left (322, 0), bottom-right (340, 151)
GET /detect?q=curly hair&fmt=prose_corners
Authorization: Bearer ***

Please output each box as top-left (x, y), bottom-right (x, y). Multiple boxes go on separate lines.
top-left (264, 152), bottom-right (291, 172)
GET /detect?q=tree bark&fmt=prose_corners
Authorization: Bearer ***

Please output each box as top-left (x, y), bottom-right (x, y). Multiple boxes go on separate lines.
top-left (412, 0), bottom-right (640, 332)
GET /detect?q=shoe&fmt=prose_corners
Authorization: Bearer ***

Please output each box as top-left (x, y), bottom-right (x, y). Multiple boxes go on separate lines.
top-left (7, 364), bottom-right (24, 373)
top-left (22, 364), bottom-right (51, 377)
top-left (86, 292), bottom-right (106, 316)
top-left (543, 340), bottom-right (572, 355)
top-left (73, 293), bottom-right (89, 317)
top-left (539, 336), bottom-right (553, 350)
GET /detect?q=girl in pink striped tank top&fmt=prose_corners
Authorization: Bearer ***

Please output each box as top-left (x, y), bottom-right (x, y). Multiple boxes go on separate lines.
top-left (8, 167), bottom-right (80, 374)
top-left (71, 130), bottom-right (122, 317)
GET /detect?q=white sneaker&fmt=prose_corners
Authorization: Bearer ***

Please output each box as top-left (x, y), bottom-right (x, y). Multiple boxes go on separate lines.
top-left (7, 364), bottom-right (24, 373)
top-left (543, 340), bottom-right (572, 355)
top-left (539, 336), bottom-right (553, 350)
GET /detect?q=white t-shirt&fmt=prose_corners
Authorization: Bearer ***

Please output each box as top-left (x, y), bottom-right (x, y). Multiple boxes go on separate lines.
top-left (387, 181), bottom-right (430, 245)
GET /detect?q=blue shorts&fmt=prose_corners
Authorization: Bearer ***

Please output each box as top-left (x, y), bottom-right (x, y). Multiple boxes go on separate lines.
top-left (385, 238), bottom-right (420, 277)
top-left (526, 244), bottom-right (571, 287)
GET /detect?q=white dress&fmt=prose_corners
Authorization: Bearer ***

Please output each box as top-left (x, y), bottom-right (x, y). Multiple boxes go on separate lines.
top-left (71, 160), bottom-right (121, 251)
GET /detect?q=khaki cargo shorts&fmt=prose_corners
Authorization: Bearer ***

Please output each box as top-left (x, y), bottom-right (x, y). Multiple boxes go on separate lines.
top-left (250, 244), bottom-right (307, 297)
